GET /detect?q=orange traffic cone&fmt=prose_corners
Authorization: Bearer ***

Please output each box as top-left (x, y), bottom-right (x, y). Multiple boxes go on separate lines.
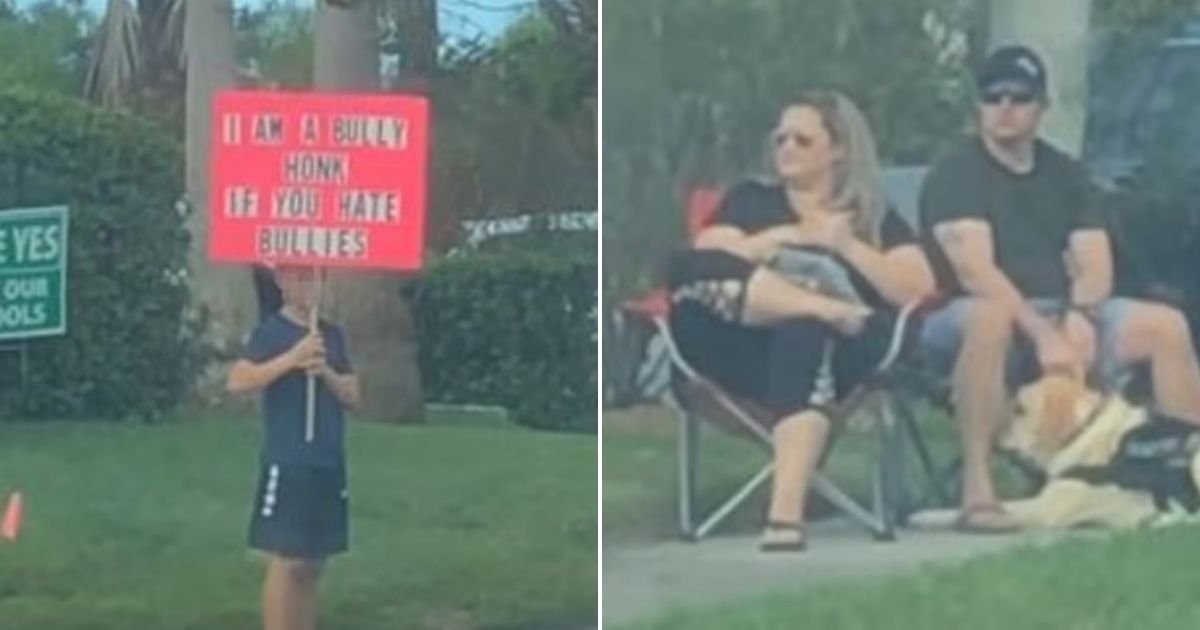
top-left (2, 491), bottom-right (23, 541)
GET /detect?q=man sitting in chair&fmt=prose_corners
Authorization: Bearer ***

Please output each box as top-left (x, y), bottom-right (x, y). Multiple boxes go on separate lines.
top-left (918, 45), bottom-right (1200, 532)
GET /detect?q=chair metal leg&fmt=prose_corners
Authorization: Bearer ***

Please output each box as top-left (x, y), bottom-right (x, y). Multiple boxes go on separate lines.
top-left (870, 467), bottom-right (896, 541)
top-left (894, 394), bottom-right (952, 507)
top-left (812, 474), bottom-right (888, 537)
top-left (888, 395), bottom-right (919, 521)
top-left (694, 463), bottom-right (774, 540)
top-left (676, 399), bottom-right (699, 540)
top-left (874, 401), bottom-right (902, 538)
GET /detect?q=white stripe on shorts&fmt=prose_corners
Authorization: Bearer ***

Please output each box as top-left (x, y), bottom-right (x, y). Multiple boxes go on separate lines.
top-left (261, 464), bottom-right (280, 518)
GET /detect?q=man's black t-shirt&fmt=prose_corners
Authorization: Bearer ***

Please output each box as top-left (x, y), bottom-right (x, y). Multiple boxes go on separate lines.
top-left (918, 137), bottom-right (1107, 298)
top-left (714, 180), bottom-right (916, 308)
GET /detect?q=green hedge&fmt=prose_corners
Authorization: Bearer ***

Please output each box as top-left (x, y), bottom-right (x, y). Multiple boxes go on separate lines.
top-left (404, 252), bottom-right (596, 432)
top-left (0, 88), bottom-right (204, 421)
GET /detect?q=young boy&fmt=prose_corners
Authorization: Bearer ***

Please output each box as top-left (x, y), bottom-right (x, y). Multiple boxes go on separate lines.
top-left (227, 265), bottom-right (360, 630)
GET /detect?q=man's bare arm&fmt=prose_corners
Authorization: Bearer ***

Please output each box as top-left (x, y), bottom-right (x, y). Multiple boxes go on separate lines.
top-left (1067, 229), bottom-right (1112, 308)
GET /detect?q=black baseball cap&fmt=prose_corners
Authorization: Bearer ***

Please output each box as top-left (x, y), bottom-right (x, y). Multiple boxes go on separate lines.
top-left (976, 45), bottom-right (1047, 101)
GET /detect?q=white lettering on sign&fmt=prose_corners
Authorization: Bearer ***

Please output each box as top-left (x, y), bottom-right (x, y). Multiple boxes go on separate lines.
top-left (337, 190), bottom-right (400, 224)
top-left (301, 114), bottom-right (320, 145)
top-left (252, 114), bottom-right (285, 144)
top-left (224, 187), bottom-right (260, 218)
top-left (271, 187), bottom-right (321, 220)
top-left (0, 303), bottom-right (47, 327)
top-left (256, 226), bottom-right (368, 261)
top-left (2, 277), bottom-right (49, 301)
top-left (330, 116), bottom-right (407, 150)
top-left (282, 152), bottom-right (350, 186)
top-left (0, 225), bottom-right (61, 266)
top-left (222, 113), bottom-right (242, 145)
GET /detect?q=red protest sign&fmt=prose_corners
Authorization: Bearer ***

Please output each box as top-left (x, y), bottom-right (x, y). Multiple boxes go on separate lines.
top-left (209, 90), bottom-right (429, 270)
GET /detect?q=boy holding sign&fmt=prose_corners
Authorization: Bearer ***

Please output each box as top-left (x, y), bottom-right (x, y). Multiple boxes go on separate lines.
top-left (226, 265), bottom-right (359, 630)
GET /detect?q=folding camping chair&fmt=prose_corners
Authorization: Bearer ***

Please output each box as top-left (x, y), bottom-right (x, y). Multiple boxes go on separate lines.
top-left (620, 186), bottom-right (943, 541)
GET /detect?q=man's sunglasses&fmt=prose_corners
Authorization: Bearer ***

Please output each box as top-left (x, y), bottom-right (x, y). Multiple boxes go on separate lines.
top-left (981, 89), bottom-right (1038, 106)
top-left (772, 131), bottom-right (815, 148)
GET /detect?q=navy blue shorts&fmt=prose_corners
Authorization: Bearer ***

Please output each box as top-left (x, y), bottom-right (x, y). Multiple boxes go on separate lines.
top-left (248, 463), bottom-right (349, 560)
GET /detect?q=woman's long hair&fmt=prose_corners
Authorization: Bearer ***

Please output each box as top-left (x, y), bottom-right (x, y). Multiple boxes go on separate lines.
top-left (766, 90), bottom-right (887, 246)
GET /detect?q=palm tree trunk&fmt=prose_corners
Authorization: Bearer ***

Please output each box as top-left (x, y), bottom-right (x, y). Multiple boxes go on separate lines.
top-left (392, 0), bottom-right (438, 92)
top-left (185, 0), bottom-right (256, 366)
top-left (315, 0), bottom-right (426, 423)
top-left (990, 0), bottom-right (1092, 156)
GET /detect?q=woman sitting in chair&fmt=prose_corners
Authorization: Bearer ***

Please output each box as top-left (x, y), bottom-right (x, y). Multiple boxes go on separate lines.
top-left (668, 90), bottom-right (935, 551)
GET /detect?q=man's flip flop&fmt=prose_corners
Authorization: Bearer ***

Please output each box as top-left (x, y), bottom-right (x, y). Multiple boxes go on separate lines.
top-left (758, 520), bottom-right (807, 552)
top-left (955, 504), bottom-right (1020, 534)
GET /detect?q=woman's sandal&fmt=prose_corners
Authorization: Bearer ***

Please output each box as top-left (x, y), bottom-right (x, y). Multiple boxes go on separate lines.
top-left (954, 504), bottom-right (1020, 534)
top-left (758, 520), bottom-right (807, 552)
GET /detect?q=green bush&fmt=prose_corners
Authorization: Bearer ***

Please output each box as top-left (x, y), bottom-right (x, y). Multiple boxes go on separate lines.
top-left (0, 87), bottom-right (204, 421)
top-left (404, 252), bottom-right (596, 432)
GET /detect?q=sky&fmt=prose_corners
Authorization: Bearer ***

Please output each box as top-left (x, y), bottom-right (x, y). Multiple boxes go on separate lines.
top-left (24, 0), bottom-right (526, 40)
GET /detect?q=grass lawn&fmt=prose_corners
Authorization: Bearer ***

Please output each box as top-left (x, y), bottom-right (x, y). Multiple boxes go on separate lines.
top-left (604, 402), bottom-right (971, 543)
top-left (623, 523), bottom-right (1200, 630)
top-left (603, 402), bottom-right (1036, 544)
top-left (0, 409), bottom-right (596, 630)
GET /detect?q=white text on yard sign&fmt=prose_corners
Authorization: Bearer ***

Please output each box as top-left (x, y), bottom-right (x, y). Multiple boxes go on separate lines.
top-left (0, 206), bottom-right (69, 341)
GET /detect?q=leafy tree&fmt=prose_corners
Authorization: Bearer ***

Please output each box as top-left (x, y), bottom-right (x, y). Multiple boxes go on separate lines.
top-left (428, 10), bottom-right (595, 251)
top-left (0, 0), bottom-right (93, 95)
top-left (235, 0), bottom-right (314, 89)
top-left (603, 0), bottom-right (973, 300)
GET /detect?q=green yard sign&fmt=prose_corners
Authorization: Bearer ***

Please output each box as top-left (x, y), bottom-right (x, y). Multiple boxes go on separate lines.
top-left (0, 206), bottom-right (68, 341)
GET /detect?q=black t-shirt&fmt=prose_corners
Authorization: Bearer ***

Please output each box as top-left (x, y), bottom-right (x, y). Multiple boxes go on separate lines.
top-left (918, 137), bottom-right (1106, 298)
top-left (714, 180), bottom-right (917, 308)
top-left (241, 313), bottom-right (354, 467)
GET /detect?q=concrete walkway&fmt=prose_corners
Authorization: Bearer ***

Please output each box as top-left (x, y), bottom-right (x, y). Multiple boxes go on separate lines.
top-left (603, 520), bottom-right (1077, 627)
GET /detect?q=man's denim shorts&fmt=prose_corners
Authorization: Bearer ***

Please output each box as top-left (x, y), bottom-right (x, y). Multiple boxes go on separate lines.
top-left (918, 297), bottom-right (1135, 388)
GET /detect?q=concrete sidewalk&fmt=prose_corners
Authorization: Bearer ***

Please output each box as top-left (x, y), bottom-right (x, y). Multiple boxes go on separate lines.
top-left (603, 520), bottom-right (1076, 627)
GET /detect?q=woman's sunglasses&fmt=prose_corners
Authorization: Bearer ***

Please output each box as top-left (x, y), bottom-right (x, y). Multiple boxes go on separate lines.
top-left (772, 131), bottom-right (815, 148)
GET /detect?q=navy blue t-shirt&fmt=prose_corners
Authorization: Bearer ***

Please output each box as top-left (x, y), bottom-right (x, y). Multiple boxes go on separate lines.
top-left (241, 312), bottom-right (353, 467)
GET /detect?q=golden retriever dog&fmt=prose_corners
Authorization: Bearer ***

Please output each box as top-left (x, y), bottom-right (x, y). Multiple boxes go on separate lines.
top-left (913, 374), bottom-right (1200, 530)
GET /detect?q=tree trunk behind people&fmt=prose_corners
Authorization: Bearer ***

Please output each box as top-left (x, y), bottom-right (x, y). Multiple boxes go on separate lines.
top-left (390, 0), bottom-right (438, 92)
top-left (314, 0), bottom-right (426, 423)
top-left (989, 0), bottom-right (1092, 156)
top-left (185, 0), bottom-right (257, 396)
